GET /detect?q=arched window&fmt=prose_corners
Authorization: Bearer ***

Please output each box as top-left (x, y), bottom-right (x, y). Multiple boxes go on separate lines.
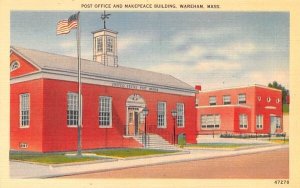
top-left (10, 61), bottom-right (20, 71)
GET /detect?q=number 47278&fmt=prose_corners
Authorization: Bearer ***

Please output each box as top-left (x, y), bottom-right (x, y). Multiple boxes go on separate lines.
top-left (274, 180), bottom-right (289, 184)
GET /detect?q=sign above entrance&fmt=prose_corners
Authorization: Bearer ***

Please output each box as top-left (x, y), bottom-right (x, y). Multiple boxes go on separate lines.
top-left (112, 82), bottom-right (159, 92)
top-left (126, 94), bottom-right (146, 107)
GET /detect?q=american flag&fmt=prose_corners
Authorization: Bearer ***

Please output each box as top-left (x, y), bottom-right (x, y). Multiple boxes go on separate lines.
top-left (56, 13), bottom-right (78, 35)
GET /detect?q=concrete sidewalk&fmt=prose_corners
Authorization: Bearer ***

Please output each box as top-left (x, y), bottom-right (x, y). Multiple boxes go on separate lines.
top-left (10, 144), bottom-right (288, 179)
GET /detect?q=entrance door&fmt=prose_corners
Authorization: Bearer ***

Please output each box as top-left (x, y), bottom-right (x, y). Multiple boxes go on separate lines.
top-left (128, 107), bottom-right (140, 136)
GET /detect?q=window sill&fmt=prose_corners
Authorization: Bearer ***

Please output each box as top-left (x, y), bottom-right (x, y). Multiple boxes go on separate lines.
top-left (20, 126), bottom-right (29, 129)
top-left (67, 125), bottom-right (78, 128)
top-left (99, 126), bottom-right (113, 128)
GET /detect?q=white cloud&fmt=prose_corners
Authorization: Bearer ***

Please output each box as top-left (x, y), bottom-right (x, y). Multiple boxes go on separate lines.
top-left (215, 41), bottom-right (256, 60)
top-left (118, 34), bottom-right (152, 51)
top-left (195, 61), bottom-right (242, 72)
top-left (174, 45), bottom-right (207, 62)
top-left (147, 60), bottom-right (242, 75)
top-left (170, 27), bottom-right (239, 47)
top-left (246, 69), bottom-right (289, 88)
top-left (59, 40), bottom-right (76, 48)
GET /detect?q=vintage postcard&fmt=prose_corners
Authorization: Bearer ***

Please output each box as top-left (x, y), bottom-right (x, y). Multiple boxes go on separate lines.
top-left (0, 0), bottom-right (299, 187)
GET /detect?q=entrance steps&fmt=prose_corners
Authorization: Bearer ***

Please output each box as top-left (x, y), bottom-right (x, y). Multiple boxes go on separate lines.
top-left (133, 134), bottom-right (178, 151)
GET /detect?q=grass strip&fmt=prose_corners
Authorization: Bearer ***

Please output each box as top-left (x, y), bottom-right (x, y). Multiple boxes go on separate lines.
top-left (187, 143), bottom-right (261, 149)
top-left (91, 148), bottom-right (177, 158)
top-left (10, 153), bottom-right (100, 164)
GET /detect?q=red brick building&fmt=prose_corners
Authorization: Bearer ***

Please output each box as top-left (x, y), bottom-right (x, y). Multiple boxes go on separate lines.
top-left (10, 28), bottom-right (197, 152)
top-left (196, 85), bottom-right (283, 136)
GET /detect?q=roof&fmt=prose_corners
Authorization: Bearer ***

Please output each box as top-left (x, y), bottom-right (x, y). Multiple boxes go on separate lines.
top-left (11, 46), bottom-right (194, 92)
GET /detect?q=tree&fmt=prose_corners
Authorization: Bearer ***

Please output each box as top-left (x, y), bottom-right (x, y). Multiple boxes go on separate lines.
top-left (268, 81), bottom-right (289, 104)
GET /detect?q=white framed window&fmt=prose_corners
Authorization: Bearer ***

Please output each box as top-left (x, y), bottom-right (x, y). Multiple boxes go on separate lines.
top-left (106, 36), bottom-right (114, 53)
top-left (67, 93), bottom-right (78, 127)
top-left (256, 115), bottom-right (263, 129)
top-left (176, 103), bottom-right (185, 127)
top-left (276, 117), bottom-right (281, 129)
top-left (209, 96), bottom-right (216, 105)
top-left (97, 37), bottom-right (103, 52)
top-left (99, 96), bottom-right (112, 127)
top-left (267, 97), bottom-right (271, 103)
top-left (201, 114), bottom-right (220, 129)
top-left (239, 114), bottom-right (248, 129)
top-left (20, 93), bottom-right (30, 128)
top-left (223, 95), bottom-right (231, 105)
top-left (11, 61), bottom-right (20, 72)
top-left (257, 96), bottom-right (261, 101)
top-left (157, 102), bottom-right (166, 128)
top-left (238, 94), bottom-right (246, 104)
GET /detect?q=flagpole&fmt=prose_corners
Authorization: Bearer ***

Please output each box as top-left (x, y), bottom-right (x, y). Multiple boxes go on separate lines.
top-left (76, 11), bottom-right (82, 157)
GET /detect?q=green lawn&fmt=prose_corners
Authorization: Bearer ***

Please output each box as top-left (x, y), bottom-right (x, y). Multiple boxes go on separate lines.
top-left (91, 148), bottom-right (177, 158)
top-left (10, 153), bottom-right (100, 164)
top-left (187, 143), bottom-right (261, 149)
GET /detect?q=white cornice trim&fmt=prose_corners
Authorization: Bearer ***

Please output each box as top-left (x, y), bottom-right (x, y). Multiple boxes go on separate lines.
top-left (199, 84), bottom-right (282, 93)
top-left (11, 70), bottom-right (195, 96)
top-left (196, 104), bottom-right (251, 109)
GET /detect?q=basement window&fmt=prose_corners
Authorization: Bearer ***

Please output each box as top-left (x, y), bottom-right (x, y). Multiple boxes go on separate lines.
top-left (19, 142), bottom-right (28, 149)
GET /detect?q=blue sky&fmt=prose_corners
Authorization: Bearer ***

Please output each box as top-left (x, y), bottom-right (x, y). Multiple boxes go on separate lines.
top-left (11, 11), bottom-right (289, 90)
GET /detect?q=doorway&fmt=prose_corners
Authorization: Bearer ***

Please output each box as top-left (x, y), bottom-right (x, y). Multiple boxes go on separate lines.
top-left (126, 94), bottom-right (146, 136)
top-left (128, 107), bottom-right (141, 136)
top-left (270, 116), bottom-right (281, 134)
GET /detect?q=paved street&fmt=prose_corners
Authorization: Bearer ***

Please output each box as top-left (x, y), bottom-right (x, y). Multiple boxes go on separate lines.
top-left (10, 144), bottom-right (288, 178)
top-left (60, 148), bottom-right (289, 179)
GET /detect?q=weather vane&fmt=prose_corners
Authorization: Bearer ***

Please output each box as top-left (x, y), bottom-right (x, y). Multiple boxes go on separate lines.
top-left (101, 11), bottom-right (111, 29)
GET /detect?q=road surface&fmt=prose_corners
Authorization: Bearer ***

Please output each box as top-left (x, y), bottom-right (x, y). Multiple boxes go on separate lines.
top-left (60, 148), bottom-right (288, 179)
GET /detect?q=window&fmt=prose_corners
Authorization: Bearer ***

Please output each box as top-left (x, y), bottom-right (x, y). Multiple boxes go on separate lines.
top-left (96, 37), bottom-right (103, 52)
top-left (223, 95), bottom-right (231, 105)
top-left (20, 93), bottom-right (30, 127)
top-left (195, 98), bottom-right (199, 106)
top-left (11, 61), bottom-right (20, 71)
top-left (267, 97), bottom-right (271, 103)
top-left (19, 143), bottom-right (28, 149)
top-left (176, 103), bottom-right (185, 127)
top-left (106, 36), bottom-right (114, 53)
top-left (201, 114), bottom-right (220, 129)
top-left (276, 117), bottom-right (281, 129)
top-left (256, 115), bottom-right (263, 129)
top-left (99, 96), bottom-right (112, 127)
top-left (157, 102), bottom-right (166, 128)
top-left (67, 93), bottom-right (78, 126)
top-left (257, 96), bottom-right (261, 101)
top-left (209, 96), bottom-right (216, 105)
top-left (238, 94), bottom-right (246, 104)
top-left (276, 98), bottom-right (281, 103)
top-left (239, 114), bottom-right (248, 129)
